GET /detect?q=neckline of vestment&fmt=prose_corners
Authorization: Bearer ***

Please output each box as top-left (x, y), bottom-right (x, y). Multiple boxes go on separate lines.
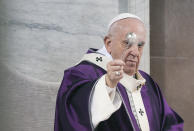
top-left (79, 52), bottom-right (146, 92)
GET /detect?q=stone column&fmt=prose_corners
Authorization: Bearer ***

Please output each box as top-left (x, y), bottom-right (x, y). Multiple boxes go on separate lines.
top-left (0, 0), bottom-right (118, 130)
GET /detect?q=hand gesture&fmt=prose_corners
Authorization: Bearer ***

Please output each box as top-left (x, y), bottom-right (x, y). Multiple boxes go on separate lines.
top-left (105, 60), bottom-right (125, 88)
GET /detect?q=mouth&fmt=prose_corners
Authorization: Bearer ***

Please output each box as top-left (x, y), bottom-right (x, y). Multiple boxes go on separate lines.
top-left (125, 59), bottom-right (137, 63)
top-left (125, 60), bottom-right (137, 67)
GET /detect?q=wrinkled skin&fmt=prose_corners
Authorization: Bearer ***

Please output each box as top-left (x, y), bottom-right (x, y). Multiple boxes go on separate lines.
top-left (104, 18), bottom-right (146, 88)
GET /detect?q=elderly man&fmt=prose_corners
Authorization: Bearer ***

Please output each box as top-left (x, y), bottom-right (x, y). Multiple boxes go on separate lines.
top-left (54, 13), bottom-right (183, 131)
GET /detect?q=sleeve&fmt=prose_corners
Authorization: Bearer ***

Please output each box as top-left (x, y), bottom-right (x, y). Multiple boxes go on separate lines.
top-left (154, 82), bottom-right (184, 131)
top-left (54, 69), bottom-right (98, 131)
top-left (91, 75), bottom-right (122, 128)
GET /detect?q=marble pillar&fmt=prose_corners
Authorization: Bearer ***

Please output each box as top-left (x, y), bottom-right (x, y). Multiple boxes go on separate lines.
top-left (0, 0), bottom-right (118, 130)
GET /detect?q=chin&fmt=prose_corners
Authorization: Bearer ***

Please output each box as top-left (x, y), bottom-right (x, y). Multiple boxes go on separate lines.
top-left (123, 68), bottom-right (136, 76)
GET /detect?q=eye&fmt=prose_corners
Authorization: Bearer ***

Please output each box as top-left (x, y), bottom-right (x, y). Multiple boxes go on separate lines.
top-left (138, 42), bottom-right (145, 48)
top-left (122, 40), bottom-right (132, 48)
top-left (122, 40), bottom-right (128, 47)
top-left (122, 40), bottom-right (128, 45)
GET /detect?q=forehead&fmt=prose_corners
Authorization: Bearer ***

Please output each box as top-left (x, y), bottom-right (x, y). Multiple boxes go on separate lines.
top-left (110, 18), bottom-right (146, 41)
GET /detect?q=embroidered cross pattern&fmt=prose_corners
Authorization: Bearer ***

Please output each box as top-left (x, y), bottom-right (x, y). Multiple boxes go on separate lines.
top-left (96, 57), bottom-right (102, 62)
top-left (139, 109), bottom-right (144, 116)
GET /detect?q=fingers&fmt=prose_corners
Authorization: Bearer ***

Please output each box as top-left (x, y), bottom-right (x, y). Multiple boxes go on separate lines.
top-left (110, 65), bottom-right (122, 71)
top-left (107, 59), bottom-right (125, 72)
top-left (107, 59), bottom-right (125, 74)
top-left (113, 70), bottom-right (124, 78)
top-left (106, 59), bottom-right (125, 88)
top-left (109, 59), bottom-right (125, 66)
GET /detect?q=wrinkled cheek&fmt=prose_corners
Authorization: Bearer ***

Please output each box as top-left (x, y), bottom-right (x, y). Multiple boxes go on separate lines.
top-left (119, 48), bottom-right (129, 60)
top-left (136, 59), bottom-right (140, 70)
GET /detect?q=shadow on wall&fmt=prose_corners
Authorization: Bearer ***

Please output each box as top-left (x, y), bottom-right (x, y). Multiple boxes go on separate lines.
top-left (150, 0), bottom-right (194, 131)
top-left (150, 0), bottom-right (166, 92)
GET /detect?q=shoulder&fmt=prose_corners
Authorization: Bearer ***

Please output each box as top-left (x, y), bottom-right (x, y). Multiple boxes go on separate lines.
top-left (65, 61), bottom-right (106, 80)
top-left (138, 70), bottom-right (161, 94)
top-left (138, 70), bottom-right (154, 83)
top-left (58, 61), bottom-right (105, 94)
top-left (57, 61), bottom-right (96, 97)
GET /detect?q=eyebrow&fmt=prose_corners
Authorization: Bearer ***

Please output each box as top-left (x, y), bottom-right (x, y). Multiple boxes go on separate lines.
top-left (122, 39), bottom-right (129, 43)
top-left (122, 40), bottom-right (145, 45)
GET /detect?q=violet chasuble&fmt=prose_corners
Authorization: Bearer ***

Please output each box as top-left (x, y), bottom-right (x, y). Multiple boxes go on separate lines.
top-left (54, 48), bottom-right (183, 131)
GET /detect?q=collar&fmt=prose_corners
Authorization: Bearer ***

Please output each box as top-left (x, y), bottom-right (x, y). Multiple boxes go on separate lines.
top-left (80, 49), bottom-right (146, 92)
top-left (96, 46), bottom-right (113, 59)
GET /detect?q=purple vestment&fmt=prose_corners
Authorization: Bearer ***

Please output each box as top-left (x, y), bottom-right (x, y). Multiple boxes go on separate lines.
top-left (54, 49), bottom-right (183, 131)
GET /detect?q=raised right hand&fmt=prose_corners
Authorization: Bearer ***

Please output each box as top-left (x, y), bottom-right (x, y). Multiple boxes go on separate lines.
top-left (105, 59), bottom-right (125, 88)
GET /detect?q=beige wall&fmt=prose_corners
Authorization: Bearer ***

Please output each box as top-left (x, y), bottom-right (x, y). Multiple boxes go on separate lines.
top-left (150, 0), bottom-right (194, 130)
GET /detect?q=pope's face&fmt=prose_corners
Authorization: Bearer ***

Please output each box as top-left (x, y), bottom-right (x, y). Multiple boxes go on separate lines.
top-left (105, 18), bottom-right (146, 76)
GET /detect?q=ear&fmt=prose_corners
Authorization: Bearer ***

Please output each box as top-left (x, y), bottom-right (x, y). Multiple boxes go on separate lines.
top-left (104, 36), bottom-right (112, 54)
